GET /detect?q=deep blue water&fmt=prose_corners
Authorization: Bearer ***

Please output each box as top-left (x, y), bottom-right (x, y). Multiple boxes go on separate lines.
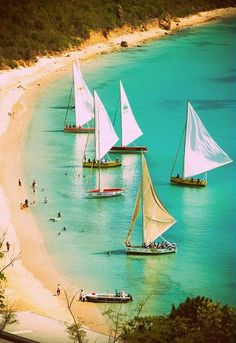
top-left (24, 16), bottom-right (236, 315)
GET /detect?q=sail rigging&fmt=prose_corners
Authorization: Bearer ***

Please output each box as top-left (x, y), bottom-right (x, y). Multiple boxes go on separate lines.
top-left (94, 91), bottom-right (119, 160)
top-left (127, 156), bottom-right (176, 246)
top-left (183, 102), bottom-right (233, 178)
top-left (120, 81), bottom-right (143, 146)
top-left (73, 61), bottom-right (94, 127)
top-left (85, 91), bottom-right (124, 198)
top-left (142, 157), bottom-right (176, 244)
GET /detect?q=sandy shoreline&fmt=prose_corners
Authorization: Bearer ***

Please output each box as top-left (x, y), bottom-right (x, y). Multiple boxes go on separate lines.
top-left (0, 6), bottom-right (235, 338)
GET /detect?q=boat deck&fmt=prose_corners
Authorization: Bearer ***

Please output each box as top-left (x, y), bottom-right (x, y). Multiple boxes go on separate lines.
top-left (82, 293), bottom-right (132, 303)
top-left (86, 188), bottom-right (125, 198)
top-left (64, 126), bottom-right (95, 133)
top-left (170, 176), bottom-right (207, 187)
top-left (126, 245), bottom-right (177, 255)
top-left (109, 146), bottom-right (147, 153)
top-left (83, 160), bottom-right (121, 168)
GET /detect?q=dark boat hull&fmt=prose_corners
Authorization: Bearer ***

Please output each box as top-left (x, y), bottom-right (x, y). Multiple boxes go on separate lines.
top-left (109, 146), bottom-right (147, 154)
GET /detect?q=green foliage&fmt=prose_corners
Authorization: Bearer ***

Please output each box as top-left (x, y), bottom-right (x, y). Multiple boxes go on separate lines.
top-left (121, 296), bottom-right (236, 343)
top-left (0, 0), bottom-right (235, 68)
top-left (65, 321), bottom-right (87, 343)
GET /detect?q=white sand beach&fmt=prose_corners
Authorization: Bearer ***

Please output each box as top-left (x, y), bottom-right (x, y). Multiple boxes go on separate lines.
top-left (0, 6), bottom-right (235, 338)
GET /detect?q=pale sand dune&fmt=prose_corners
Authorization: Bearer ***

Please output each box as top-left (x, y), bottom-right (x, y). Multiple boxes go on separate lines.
top-left (0, 7), bottom-right (235, 335)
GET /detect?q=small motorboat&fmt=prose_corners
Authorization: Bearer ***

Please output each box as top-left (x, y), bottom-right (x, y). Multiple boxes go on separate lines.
top-left (81, 290), bottom-right (133, 303)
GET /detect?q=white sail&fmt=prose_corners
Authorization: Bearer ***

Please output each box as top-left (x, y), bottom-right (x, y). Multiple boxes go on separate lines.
top-left (142, 156), bottom-right (176, 244)
top-left (184, 102), bottom-right (233, 178)
top-left (120, 81), bottom-right (143, 146)
top-left (73, 62), bottom-right (94, 127)
top-left (94, 91), bottom-right (119, 160)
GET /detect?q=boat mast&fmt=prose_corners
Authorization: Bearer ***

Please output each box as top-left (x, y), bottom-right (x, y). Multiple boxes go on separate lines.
top-left (141, 155), bottom-right (145, 244)
top-left (119, 81), bottom-right (123, 147)
top-left (64, 69), bottom-right (73, 126)
top-left (94, 91), bottom-right (101, 191)
top-left (182, 101), bottom-right (189, 178)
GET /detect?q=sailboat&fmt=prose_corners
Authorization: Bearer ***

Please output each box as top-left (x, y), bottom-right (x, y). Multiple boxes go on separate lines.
top-left (86, 90), bottom-right (124, 198)
top-left (64, 60), bottom-right (95, 133)
top-left (83, 90), bottom-right (122, 169)
top-left (109, 81), bottom-right (147, 153)
top-left (170, 101), bottom-right (233, 187)
top-left (125, 155), bottom-right (177, 255)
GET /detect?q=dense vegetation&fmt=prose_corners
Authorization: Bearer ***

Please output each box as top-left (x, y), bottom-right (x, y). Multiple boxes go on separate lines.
top-left (120, 296), bottom-right (236, 343)
top-left (0, 0), bottom-right (235, 69)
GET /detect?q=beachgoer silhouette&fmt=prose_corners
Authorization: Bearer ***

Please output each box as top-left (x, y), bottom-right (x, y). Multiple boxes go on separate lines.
top-left (6, 241), bottom-right (10, 251)
top-left (57, 284), bottom-right (61, 296)
top-left (18, 179), bottom-right (22, 186)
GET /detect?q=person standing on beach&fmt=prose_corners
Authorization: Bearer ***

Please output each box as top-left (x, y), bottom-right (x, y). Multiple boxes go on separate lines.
top-left (6, 241), bottom-right (10, 252)
top-left (32, 179), bottom-right (36, 192)
top-left (18, 179), bottom-right (22, 187)
top-left (57, 284), bottom-right (61, 296)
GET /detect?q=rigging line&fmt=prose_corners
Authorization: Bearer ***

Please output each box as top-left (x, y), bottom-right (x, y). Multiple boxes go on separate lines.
top-left (112, 94), bottom-right (121, 126)
top-left (64, 85), bottom-right (73, 125)
top-left (170, 123), bottom-right (186, 177)
top-left (83, 131), bottom-right (90, 160)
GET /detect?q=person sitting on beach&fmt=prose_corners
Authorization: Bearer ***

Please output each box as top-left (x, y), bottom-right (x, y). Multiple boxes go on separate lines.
top-left (57, 212), bottom-right (61, 218)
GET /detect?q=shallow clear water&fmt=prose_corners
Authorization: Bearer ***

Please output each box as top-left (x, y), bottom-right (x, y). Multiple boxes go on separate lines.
top-left (24, 17), bottom-right (236, 315)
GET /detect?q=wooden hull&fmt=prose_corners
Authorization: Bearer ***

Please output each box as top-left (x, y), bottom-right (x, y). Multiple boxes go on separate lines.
top-left (86, 188), bottom-right (125, 198)
top-left (82, 294), bottom-right (132, 303)
top-left (170, 176), bottom-right (207, 187)
top-left (126, 245), bottom-right (177, 255)
top-left (64, 126), bottom-right (95, 133)
top-left (83, 160), bottom-right (121, 168)
top-left (109, 146), bottom-right (147, 154)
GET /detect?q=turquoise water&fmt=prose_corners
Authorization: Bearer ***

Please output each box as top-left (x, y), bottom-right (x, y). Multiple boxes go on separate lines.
top-left (24, 17), bottom-right (236, 315)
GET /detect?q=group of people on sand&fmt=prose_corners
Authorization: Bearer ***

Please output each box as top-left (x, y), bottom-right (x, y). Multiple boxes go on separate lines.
top-left (18, 178), bottom-right (67, 236)
top-left (19, 179), bottom-right (38, 209)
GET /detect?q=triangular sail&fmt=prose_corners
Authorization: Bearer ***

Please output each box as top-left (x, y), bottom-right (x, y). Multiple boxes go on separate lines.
top-left (142, 156), bottom-right (176, 244)
top-left (73, 62), bottom-right (94, 127)
top-left (120, 81), bottom-right (143, 146)
top-left (184, 102), bottom-right (233, 177)
top-left (126, 183), bottom-right (142, 246)
top-left (94, 91), bottom-right (119, 160)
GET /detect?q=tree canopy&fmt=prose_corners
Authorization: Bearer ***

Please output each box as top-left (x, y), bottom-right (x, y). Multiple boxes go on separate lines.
top-left (0, 0), bottom-right (235, 69)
